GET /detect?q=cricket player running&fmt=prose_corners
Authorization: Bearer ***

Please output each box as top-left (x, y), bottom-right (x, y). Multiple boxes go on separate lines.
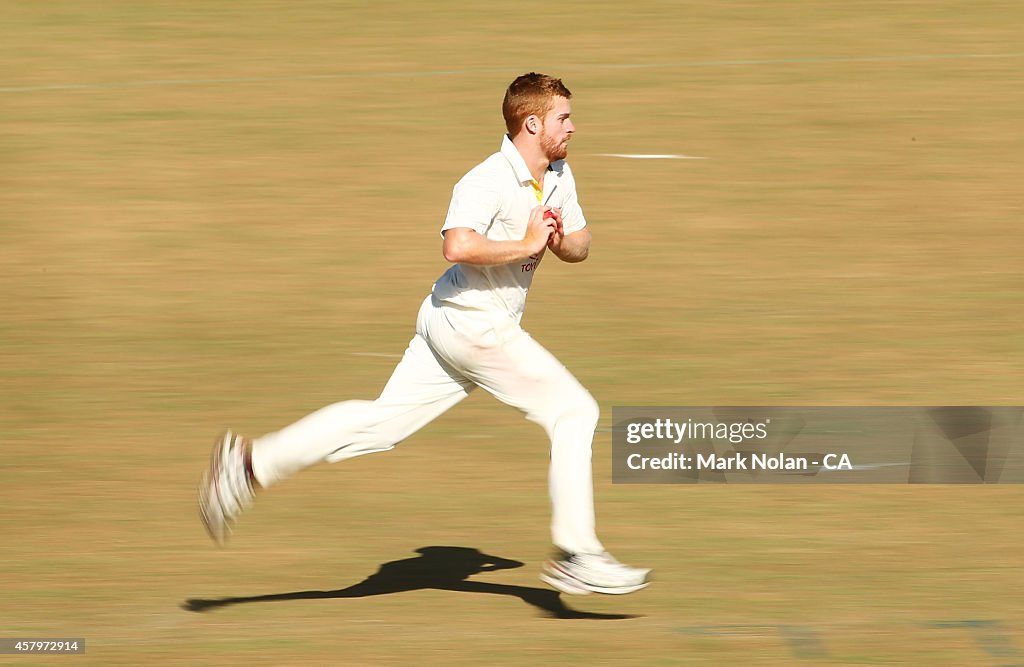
top-left (199, 73), bottom-right (650, 595)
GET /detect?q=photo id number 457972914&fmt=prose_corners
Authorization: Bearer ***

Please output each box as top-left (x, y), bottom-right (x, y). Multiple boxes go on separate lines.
top-left (0, 639), bottom-right (85, 654)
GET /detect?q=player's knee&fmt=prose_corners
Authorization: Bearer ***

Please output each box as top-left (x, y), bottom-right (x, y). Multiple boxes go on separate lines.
top-left (562, 390), bottom-right (599, 430)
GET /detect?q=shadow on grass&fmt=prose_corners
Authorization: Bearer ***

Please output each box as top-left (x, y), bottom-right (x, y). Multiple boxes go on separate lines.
top-left (183, 545), bottom-right (638, 620)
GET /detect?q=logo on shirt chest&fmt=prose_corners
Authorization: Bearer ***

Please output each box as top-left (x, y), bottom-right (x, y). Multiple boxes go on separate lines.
top-left (521, 254), bottom-right (541, 272)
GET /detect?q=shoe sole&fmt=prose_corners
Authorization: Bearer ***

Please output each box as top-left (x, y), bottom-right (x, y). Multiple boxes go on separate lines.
top-left (198, 431), bottom-right (233, 546)
top-left (540, 572), bottom-right (593, 595)
top-left (540, 569), bottom-right (650, 596)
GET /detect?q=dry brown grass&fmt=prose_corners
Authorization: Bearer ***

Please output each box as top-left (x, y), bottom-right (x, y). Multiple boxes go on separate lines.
top-left (2, 2), bottom-right (1022, 664)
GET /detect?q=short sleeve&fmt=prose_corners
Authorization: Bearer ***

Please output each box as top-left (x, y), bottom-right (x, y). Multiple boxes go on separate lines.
top-left (440, 173), bottom-right (500, 237)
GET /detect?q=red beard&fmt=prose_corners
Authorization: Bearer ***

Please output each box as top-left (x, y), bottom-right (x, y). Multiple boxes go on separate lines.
top-left (540, 130), bottom-right (569, 161)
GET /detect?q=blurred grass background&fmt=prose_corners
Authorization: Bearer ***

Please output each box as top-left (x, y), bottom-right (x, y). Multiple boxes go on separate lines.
top-left (1, 1), bottom-right (1022, 664)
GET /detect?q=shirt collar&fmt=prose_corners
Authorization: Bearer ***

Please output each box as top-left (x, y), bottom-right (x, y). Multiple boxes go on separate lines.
top-left (500, 134), bottom-right (565, 183)
top-left (500, 134), bottom-right (536, 184)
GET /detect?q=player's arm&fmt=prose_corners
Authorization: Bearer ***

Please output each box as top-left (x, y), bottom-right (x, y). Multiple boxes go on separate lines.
top-left (443, 206), bottom-right (556, 266)
top-left (545, 208), bottom-right (591, 263)
top-left (545, 167), bottom-right (591, 263)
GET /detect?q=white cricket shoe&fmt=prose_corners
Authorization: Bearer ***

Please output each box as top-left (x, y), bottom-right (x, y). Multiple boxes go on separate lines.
top-left (199, 430), bottom-right (255, 546)
top-left (541, 551), bottom-right (651, 595)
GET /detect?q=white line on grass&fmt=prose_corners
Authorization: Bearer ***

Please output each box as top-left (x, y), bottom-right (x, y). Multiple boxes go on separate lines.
top-left (595, 153), bottom-right (708, 160)
top-left (2, 52), bottom-right (1022, 94)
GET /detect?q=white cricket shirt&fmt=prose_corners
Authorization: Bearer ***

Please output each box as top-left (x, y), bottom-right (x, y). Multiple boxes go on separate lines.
top-left (432, 134), bottom-right (587, 321)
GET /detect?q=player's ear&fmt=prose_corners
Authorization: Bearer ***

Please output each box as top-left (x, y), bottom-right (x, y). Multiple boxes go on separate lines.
top-left (525, 115), bottom-right (540, 135)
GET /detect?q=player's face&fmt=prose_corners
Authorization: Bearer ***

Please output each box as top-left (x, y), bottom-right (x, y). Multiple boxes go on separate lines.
top-left (539, 96), bottom-right (574, 161)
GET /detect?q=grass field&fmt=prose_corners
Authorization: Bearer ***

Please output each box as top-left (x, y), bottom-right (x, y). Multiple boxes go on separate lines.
top-left (2, 1), bottom-right (1022, 664)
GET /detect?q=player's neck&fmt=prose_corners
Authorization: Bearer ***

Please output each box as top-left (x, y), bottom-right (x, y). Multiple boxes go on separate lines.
top-left (511, 135), bottom-right (551, 183)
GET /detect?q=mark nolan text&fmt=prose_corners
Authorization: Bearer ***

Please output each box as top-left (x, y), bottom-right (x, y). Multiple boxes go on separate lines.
top-left (700, 452), bottom-right (807, 471)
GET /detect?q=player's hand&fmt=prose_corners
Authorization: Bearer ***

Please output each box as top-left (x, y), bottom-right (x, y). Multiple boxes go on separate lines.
top-left (543, 207), bottom-right (563, 233)
top-left (544, 207), bottom-right (565, 252)
top-left (524, 205), bottom-right (558, 255)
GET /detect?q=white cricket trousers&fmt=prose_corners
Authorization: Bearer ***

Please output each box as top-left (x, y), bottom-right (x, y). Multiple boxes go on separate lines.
top-left (251, 294), bottom-right (605, 556)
